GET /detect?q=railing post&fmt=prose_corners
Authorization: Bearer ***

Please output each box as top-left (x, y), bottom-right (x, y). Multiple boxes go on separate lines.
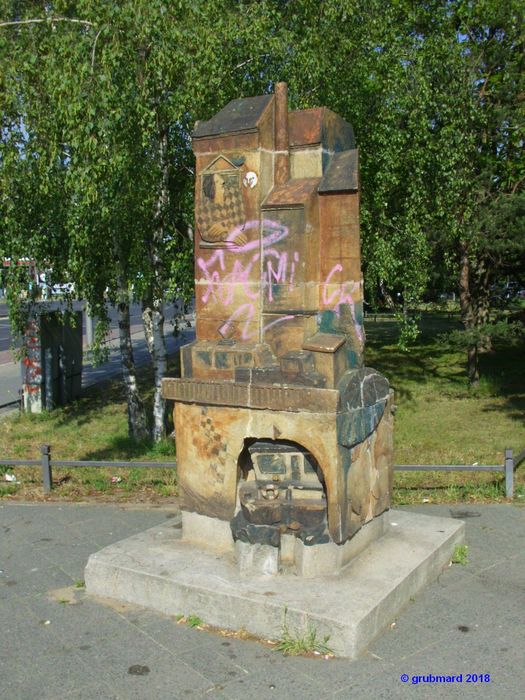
top-left (41, 444), bottom-right (52, 493)
top-left (504, 448), bottom-right (514, 499)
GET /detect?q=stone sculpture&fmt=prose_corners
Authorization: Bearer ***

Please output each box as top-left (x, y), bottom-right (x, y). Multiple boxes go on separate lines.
top-left (87, 86), bottom-right (463, 657)
top-left (163, 83), bottom-right (394, 573)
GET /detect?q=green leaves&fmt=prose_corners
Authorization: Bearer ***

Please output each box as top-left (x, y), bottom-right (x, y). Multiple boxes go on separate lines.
top-left (1, 0), bottom-right (522, 379)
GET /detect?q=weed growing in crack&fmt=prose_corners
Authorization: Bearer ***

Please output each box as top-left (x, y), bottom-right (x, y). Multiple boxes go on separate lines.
top-left (275, 607), bottom-right (334, 657)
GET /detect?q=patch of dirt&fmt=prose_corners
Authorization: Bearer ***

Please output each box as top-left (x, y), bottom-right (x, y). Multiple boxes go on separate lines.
top-left (48, 585), bottom-right (85, 606)
top-left (0, 483), bottom-right (180, 506)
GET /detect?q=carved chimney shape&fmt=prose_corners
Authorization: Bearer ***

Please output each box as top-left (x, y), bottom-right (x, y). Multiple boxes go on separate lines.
top-left (274, 82), bottom-right (290, 186)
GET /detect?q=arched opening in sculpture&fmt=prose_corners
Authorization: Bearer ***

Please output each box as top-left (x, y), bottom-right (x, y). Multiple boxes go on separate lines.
top-left (231, 438), bottom-right (329, 546)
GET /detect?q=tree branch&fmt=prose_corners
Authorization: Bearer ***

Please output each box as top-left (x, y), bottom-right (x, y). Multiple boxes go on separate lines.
top-left (0, 17), bottom-right (95, 29)
top-left (231, 53), bottom-right (270, 73)
top-left (511, 174), bottom-right (525, 195)
top-left (91, 27), bottom-right (103, 72)
top-left (478, 70), bottom-right (492, 98)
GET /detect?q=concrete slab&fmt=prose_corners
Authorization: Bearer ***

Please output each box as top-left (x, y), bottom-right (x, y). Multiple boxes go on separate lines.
top-left (85, 510), bottom-right (464, 659)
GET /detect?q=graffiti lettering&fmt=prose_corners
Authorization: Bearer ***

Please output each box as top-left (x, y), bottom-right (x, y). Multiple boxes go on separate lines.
top-left (22, 320), bottom-right (42, 393)
top-left (322, 264), bottom-right (363, 343)
top-left (322, 264), bottom-right (356, 313)
top-left (197, 219), bottom-right (359, 341)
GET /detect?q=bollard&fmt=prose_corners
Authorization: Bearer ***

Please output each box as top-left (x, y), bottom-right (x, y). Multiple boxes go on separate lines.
top-left (85, 307), bottom-right (94, 347)
top-left (504, 448), bottom-right (514, 499)
top-left (41, 444), bottom-right (52, 493)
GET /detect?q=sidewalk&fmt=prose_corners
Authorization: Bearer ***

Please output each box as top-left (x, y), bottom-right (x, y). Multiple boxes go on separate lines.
top-left (0, 502), bottom-right (523, 699)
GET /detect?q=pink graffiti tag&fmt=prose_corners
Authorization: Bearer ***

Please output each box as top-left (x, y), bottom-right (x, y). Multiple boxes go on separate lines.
top-left (322, 264), bottom-right (363, 343)
top-left (225, 219), bottom-right (288, 252)
top-left (197, 220), bottom-right (361, 343)
top-left (197, 250), bottom-right (259, 306)
top-left (197, 219), bottom-right (296, 340)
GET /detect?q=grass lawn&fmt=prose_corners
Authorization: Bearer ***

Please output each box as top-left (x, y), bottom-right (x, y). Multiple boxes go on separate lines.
top-left (0, 313), bottom-right (523, 503)
top-left (0, 357), bottom-right (180, 501)
top-left (365, 314), bottom-right (525, 503)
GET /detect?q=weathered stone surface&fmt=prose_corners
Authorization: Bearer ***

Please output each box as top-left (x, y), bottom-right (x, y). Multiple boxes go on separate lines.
top-left (293, 511), bottom-right (387, 577)
top-left (173, 401), bottom-right (343, 535)
top-left (235, 540), bottom-right (280, 576)
top-left (181, 510), bottom-right (234, 554)
top-left (288, 107), bottom-right (355, 160)
top-left (164, 376), bottom-right (340, 412)
top-left (318, 149), bottom-right (359, 193)
top-left (232, 443), bottom-right (330, 546)
top-left (193, 94), bottom-right (273, 139)
top-left (162, 83), bottom-right (395, 555)
top-left (337, 404), bottom-right (386, 450)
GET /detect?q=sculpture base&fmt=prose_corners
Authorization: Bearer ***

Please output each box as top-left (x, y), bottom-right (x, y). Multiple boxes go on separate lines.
top-left (181, 509), bottom-right (389, 577)
top-left (84, 510), bottom-right (464, 659)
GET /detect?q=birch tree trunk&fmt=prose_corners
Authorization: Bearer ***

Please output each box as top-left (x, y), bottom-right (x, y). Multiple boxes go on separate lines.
top-left (117, 294), bottom-right (149, 440)
top-left (142, 296), bottom-right (167, 442)
top-left (476, 257), bottom-right (492, 353)
top-left (142, 124), bottom-right (169, 442)
top-left (458, 241), bottom-right (479, 387)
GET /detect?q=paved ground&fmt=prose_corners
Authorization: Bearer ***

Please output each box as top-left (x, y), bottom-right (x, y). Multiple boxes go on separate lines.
top-left (0, 502), bottom-right (523, 699)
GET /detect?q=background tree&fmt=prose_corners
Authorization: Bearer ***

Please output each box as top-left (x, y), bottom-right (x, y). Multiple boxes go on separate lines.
top-left (280, 0), bottom-right (524, 377)
top-left (450, 0), bottom-right (525, 384)
top-left (1, 0), bottom-right (523, 432)
top-left (279, 0), bottom-right (462, 344)
top-left (0, 0), bottom-right (278, 437)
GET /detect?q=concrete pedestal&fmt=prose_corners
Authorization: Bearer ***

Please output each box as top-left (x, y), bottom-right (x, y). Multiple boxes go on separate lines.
top-left (181, 508), bottom-right (389, 576)
top-left (85, 510), bottom-right (464, 659)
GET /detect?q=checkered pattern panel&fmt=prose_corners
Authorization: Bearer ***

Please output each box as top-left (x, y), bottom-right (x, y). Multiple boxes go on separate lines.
top-left (197, 173), bottom-right (245, 243)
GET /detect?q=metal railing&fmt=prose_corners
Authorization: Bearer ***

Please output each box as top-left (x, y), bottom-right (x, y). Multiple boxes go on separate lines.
top-left (395, 448), bottom-right (523, 499)
top-left (1, 445), bottom-right (523, 498)
top-left (1, 444), bottom-right (177, 493)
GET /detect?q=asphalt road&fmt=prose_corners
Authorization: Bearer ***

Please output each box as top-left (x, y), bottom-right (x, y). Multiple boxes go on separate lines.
top-left (0, 317), bottom-right (10, 354)
top-left (0, 300), bottom-right (194, 409)
top-left (0, 301), bottom-right (183, 358)
top-left (0, 362), bottom-right (22, 408)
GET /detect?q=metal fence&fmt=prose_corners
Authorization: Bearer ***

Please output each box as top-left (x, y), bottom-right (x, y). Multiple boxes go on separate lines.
top-left (1, 444), bottom-right (523, 498)
top-left (395, 448), bottom-right (523, 499)
top-left (1, 445), bottom-right (177, 493)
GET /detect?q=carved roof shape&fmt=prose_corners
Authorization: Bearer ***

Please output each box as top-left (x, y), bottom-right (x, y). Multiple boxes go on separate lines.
top-left (201, 155), bottom-right (239, 172)
top-left (318, 150), bottom-right (359, 193)
top-left (303, 333), bottom-right (346, 353)
top-left (289, 108), bottom-right (355, 150)
top-left (262, 178), bottom-right (321, 208)
top-left (193, 95), bottom-right (273, 139)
